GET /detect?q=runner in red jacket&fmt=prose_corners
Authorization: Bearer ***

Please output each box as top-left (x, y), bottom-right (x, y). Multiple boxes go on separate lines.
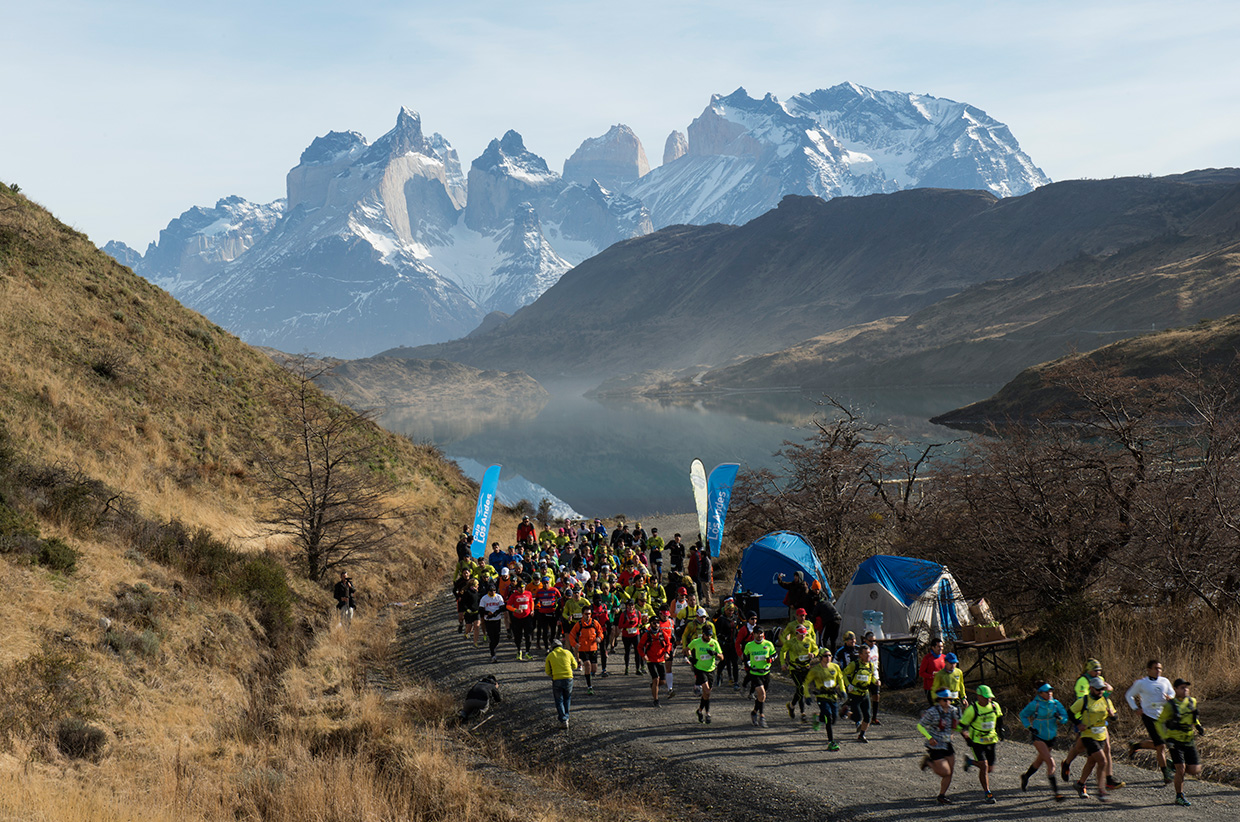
top-left (639, 615), bottom-right (675, 707)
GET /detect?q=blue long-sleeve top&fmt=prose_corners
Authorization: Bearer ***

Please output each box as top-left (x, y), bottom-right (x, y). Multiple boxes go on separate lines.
top-left (1019, 696), bottom-right (1070, 740)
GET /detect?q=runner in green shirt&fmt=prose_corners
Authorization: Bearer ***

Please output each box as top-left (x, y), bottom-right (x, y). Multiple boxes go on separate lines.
top-left (960, 685), bottom-right (1004, 804)
top-left (686, 623), bottom-right (724, 723)
top-left (1157, 678), bottom-right (1205, 807)
top-left (742, 626), bottom-right (777, 727)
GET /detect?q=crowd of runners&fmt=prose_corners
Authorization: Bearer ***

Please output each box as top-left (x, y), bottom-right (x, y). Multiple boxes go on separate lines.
top-left (450, 517), bottom-right (1208, 808)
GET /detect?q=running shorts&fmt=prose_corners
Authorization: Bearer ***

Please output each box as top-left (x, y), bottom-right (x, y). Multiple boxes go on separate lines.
top-left (1168, 741), bottom-right (1199, 767)
top-left (1141, 715), bottom-right (1165, 745)
top-left (580, 651), bottom-right (598, 664)
top-left (746, 673), bottom-right (771, 689)
top-left (1082, 737), bottom-right (1105, 756)
top-left (969, 742), bottom-right (997, 765)
top-left (929, 744), bottom-right (955, 761)
top-left (694, 668), bottom-right (711, 686)
top-left (647, 661), bottom-right (666, 681)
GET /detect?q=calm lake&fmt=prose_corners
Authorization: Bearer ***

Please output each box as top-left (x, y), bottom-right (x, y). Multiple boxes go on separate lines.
top-left (379, 382), bottom-right (998, 518)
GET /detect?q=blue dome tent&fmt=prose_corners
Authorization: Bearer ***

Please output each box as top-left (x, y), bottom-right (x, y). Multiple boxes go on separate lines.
top-left (732, 531), bottom-right (832, 621)
top-left (834, 555), bottom-right (969, 643)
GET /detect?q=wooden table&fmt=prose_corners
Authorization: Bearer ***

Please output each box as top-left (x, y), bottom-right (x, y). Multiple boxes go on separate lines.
top-left (952, 637), bottom-right (1022, 684)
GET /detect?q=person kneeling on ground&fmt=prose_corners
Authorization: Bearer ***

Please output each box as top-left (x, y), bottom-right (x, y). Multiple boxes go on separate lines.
top-left (459, 674), bottom-right (501, 721)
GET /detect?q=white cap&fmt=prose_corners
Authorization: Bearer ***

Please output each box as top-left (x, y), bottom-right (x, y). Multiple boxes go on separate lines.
top-left (696, 607), bottom-right (707, 617)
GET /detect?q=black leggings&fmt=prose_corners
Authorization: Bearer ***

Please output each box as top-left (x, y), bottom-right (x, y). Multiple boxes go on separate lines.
top-left (816, 697), bottom-right (837, 740)
top-left (848, 693), bottom-right (872, 724)
top-left (790, 667), bottom-right (810, 711)
top-left (511, 616), bottom-right (533, 652)
top-left (536, 614), bottom-right (558, 647)
top-left (484, 619), bottom-right (502, 654)
top-left (721, 649), bottom-right (739, 684)
top-left (622, 635), bottom-right (638, 667)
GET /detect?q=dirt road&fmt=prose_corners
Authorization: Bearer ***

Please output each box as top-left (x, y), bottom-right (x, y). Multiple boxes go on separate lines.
top-left (398, 593), bottom-right (1240, 821)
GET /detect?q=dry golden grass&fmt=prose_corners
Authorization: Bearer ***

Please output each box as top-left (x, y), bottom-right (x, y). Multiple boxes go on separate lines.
top-left (0, 186), bottom-right (670, 822)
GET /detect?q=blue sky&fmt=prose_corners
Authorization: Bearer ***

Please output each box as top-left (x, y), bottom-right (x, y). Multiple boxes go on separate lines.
top-left (4, 0), bottom-right (1239, 248)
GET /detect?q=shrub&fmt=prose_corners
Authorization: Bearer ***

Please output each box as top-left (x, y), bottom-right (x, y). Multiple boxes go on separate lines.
top-left (0, 644), bottom-right (95, 750)
top-left (37, 536), bottom-right (78, 573)
top-left (56, 717), bottom-right (107, 760)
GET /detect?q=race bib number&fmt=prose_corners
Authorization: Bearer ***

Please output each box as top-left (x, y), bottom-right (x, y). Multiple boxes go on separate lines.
top-left (1090, 726), bottom-right (1106, 736)
top-left (798, 654), bottom-right (811, 662)
top-left (980, 720), bottom-right (995, 731)
top-left (855, 671), bottom-right (871, 685)
top-left (753, 654), bottom-right (768, 664)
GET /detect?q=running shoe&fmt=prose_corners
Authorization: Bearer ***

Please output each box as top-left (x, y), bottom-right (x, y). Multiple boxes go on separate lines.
top-left (1106, 776), bottom-right (1126, 789)
top-left (751, 711), bottom-right (759, 726)
top-left (936, 795), bottom-right (952, 805)
top-left (1075, 782), bottom-right (1087, 799)
top-left (1175, 795), bottom-right (1191, 807)
top-left (587, 687), bottom-right (594, 695)
top-left (858, 733), bottom-right (869, 744)
top-left (457, 624), bottom-right (463, 633)
top-left (1163, 765), bottom-right (1175, 784)
top-left (984, 792), bottom-right (995, 805)
top-left (813, 718), bottom-right (821, 731)
top-left (733, 682), bottom-right (741, 692)
top-left (871, 718), bottom-right (882, 726)
top-left (1020, 772), bottom-right (1030, 792)
top-left (827, 741), bottom-right (840, 752)
top-left (759, 715), bottom-right (768, 728)
top-left (697, 709), bottom-right (705, 724)
top-left (705, 713), bottom-right (712, 724)
top-left (667, 689), bottom-right (675, 699)
top-left (1127, 741), bottom-right (1139, 760)
top-left (490, 655), bottom-right (497, 663)
top-left (653, 699), bottom-right (660, 708)
top-left (1061, 762), bottom-right (1071, 781)
top-left (800, 714), bottom-right (807, 724)
top-left (963, 755), bottom-right (974, 772)
top-left (787, 702), bottom-right (796, 720)
top-left (600, 670), bottom-right (610, 678)
top-left (1098, 793), bottom-right (1110, 803)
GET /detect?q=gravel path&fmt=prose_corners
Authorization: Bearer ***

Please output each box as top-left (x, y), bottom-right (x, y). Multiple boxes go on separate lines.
top-left (398, 592), bottom-right (1240, 821)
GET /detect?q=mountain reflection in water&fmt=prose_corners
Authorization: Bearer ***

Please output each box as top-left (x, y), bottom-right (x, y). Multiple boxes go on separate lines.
top-left (378, 382), bottom-right (998, 518)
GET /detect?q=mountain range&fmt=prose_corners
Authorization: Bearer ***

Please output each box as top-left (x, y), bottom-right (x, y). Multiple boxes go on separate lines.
top-left (104, 83), bottom-right (1047, 357)
top-left (390, 172), bottom-right (1240, 386)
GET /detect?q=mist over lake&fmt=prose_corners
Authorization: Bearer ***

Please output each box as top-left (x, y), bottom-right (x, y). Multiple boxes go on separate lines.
top-left (379, 382), bottom-right (998, 518)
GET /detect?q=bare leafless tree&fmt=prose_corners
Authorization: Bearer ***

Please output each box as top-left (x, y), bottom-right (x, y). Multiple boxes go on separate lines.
top-left (258, 358), bottom-right (403, 582)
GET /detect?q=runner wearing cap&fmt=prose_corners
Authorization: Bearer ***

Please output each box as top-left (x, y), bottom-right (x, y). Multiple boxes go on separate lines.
top-left (1062, 659), bottom-right (1124, 791)
top-left (532, 575), bottom-right (561, 650)
top-left (681, 606), bottom-right (711, 696)
top-left (505, 579), bottom-right (535, 661)
top-left (780, 623), bottom-right (819, 723)
top-left (960, 685), bottom-right (1004, 804)
top-left (803, 648), bottom-right (846, 750)
top-left (1068, 675), bottom-right (1118, 801)
top-left (918, 689), bottom-right (962, 804)
top-left (742, 626), bottom-right (777, 727)
top-left (780, 607), bottom-right (816, 648)
top-left (545, 638), bottom-right (578, 729)
top-left (843, 645), bottom-right (879, 743)
top-left (655, 607), bottom-right (678, 699)
top-left (931, 653), bottom-right (967, 710)
top-left (1018, 681), bottom-right (1070, 800)
top-left (1157, 678), bottom-right (1205, 807)
top-left (686, 622), bottom-right (724, 723)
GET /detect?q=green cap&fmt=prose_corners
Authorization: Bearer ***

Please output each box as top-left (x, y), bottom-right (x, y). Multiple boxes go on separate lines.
top-left (975, 685), bottom-right (994, 699)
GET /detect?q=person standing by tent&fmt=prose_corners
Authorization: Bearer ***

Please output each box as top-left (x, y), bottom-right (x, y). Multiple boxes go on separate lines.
top-left (960, 684), bottom-right (1004, 804)
top-left (545, 639), bottom-right (578, 729)
top-left (919, 689), bottom-right (962, 804)
top-left (777, 571), bottom-right (810, 620)
top-left (1125, 659), bottom-right (1175, 783)
top-left (919, 637), bottom-right (947, 705)
top-left (810, 594), bottom-right (841, 654)
top-left (713, 596), bottom-right (741, 690)
top-left (1158, 678), bottom-right (1205, 807)
top-left (843, 645), bottom-right (879, 743)
top-left (686, 622), bottom-right (724, 724)
top-left (1018, 681), bottom-right (1070, 800)
top-left (696, 548), bottom-right (713, 603)
top-left (803, 648), bottom-right (846, 750)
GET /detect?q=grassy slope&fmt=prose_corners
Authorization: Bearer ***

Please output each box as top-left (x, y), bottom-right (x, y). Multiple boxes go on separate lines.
top-left (0, 183), bottom-right (605, 821)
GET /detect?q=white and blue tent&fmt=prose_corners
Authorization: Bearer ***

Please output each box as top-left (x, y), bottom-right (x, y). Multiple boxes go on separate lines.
top-left (732, 531), bottom-right (832, 621)
top-left (834, 555), bottom-right (969, 642)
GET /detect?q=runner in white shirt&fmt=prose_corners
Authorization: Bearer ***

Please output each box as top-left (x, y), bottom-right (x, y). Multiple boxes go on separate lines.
top-left (480, 588), bottom-right (507, 663)
top-left (1124, 659), bottom-right (1176, 782)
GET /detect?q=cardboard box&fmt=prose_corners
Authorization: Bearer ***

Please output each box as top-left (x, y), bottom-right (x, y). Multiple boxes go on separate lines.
top-left (973, 624), bottom-right (1007, 643)
top-left (969, 598), bottom-right (995, 624)
top-left (957, 625), bottom-right (977, 642)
